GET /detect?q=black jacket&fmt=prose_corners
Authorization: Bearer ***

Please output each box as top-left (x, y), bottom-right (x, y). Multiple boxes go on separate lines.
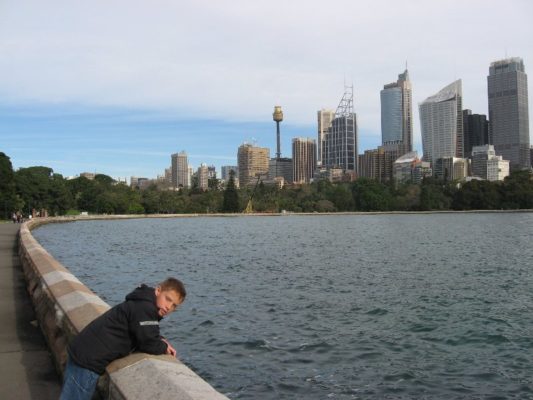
top-left (68, 284), bottom-right (168, 374)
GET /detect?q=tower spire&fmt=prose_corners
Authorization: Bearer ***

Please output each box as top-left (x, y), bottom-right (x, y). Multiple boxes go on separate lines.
top-left (272, 106), bottom-right (284, 160)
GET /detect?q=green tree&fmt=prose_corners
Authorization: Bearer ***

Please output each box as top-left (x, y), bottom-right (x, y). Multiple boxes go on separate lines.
top-left (94, 174), bottom-right (115, 186)
top-left (94, 192), bottom-right (117, 214)
top-left (112, 183), bottom-right (138, 214)
top-left (14, 166), bottom-right (73, 216)
top-left (277, 187), bottom-right (299, 212)
top-left (315, 179), bottom-right (333, 195)
top-left (501, 170), bottom-right (533, 209)
top-left (392, 184), bottom-right (421, 211)
top-left (0, 152), bottom-right (24, 218)
top-left (208, 177), bottom-right (220, 190)
top-left (315, 199), bottom-right (336, 212)
top-left (159, 190), bottom-right (177, 213)
top-left (352, 179), bottom-right (392, 211)
top-left (75, 179), bottom-right (101, 212)
top-left (222, 170), bottom-right (240, 212)
top-left (190, 175), bottom-right (200, 194)
top-left (66, 176), bottom-right (93, 203)
top-left (452, 180), bottom-right (501, 210)
top-left (329, 184), bottom-right (355, 211)
top-left (141, 186), bottom-right (161, 213)
top-left (419, 178), bottom-right (453, 211)
top-left (48, 173), bottom-right (74, 215)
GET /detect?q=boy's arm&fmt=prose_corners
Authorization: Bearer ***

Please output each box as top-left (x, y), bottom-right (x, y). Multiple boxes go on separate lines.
top-left (129, 307), bottom-right (168, 355)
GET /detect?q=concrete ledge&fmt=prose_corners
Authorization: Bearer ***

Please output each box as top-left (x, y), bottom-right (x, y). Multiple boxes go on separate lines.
top-left (105, 356), bottom-right (225, 400)
top-left (18, 217), bottom-right (229, 400)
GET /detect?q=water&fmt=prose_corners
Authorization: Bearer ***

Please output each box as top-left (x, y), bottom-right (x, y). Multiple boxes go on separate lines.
top-left (33, 213), bottom-right (533, 399)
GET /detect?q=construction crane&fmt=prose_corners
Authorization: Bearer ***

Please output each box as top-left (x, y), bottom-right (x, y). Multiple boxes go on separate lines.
top-left (243, 174), bottom-right (262, 214)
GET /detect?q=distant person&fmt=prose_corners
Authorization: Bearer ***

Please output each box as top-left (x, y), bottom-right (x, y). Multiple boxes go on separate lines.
top-left (11, 212), bottom-right (16, 223)
top-left (60, 277), bottom-right (186, 400)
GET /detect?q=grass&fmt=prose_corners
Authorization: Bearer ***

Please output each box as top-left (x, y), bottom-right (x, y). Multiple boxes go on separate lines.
top-left (65, 209), bottom-right (81, 216)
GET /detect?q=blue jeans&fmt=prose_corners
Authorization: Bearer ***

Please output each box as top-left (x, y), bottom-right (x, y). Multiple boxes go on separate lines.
top-left (60, 356), bottom-right (100, 400)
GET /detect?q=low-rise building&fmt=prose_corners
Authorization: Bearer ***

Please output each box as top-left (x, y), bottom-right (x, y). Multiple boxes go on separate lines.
top-left (80, 172), bottom-right (96, 180)
top-left (358, 144), bottom-right (401, 182)
top-left (393, 151), bottom-right (432, 184)
top-left (221, 166), bottom-right (239, 181)
top-left (434, 157), bottom-right (469, 181)
top-left (472, 145), bottom-right (510, 181)
top-left (269, 157), bottom-right (293, 183)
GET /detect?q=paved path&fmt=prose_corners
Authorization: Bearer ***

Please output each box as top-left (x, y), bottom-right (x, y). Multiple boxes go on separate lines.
top-left (0, 223), bottom-right (61, 399)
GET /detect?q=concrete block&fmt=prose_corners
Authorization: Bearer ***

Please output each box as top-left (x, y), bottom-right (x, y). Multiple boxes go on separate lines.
top-left (108, 358), bottom-right (229, 400)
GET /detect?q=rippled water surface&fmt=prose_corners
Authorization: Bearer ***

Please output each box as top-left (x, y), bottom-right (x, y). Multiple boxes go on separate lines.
top-left (34, 213), bottom-right (533, 399)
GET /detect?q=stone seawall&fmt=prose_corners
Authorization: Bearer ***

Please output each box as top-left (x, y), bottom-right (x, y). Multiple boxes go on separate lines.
top-left (18, 216), bottom-right (229, 400)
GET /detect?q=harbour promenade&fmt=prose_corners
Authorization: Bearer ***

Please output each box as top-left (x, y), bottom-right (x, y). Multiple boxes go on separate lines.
top-left (0, 223), bottom-right (61, 399)
top-left (8, 216), bottom-right (230, 400)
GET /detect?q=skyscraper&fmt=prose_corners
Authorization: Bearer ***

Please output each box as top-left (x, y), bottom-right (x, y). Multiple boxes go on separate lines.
top-left (488, 57), bottom-right (530, 170)
top-left (292, 138), bottom-right (316, 184)
top-left (323, 85), bottom-right (358, 173)
top-left (317, 109), bottom-right (335, 166)
top-left (463, 109), bottom-right (489, 158)
top-left (197, 163), bottom-right (209, 190)
top-left (237, 143), bottom-right (269, 186)
top-left (381, 69), bottom-right (413, 155)
top-left (171, 151), bottom-right (189, 188)
top-left (419, 80), bottom-right (463, 166)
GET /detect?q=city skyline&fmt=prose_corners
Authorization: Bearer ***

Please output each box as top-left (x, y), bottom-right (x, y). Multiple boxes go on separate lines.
top-left (0, 1), bottom-right (532, 179)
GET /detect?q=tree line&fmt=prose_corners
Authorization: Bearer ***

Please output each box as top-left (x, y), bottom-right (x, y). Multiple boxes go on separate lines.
top-left (1, 152), bottom-right (532, 219)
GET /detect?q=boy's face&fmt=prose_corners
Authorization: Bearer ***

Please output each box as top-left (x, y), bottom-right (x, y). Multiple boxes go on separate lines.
top-left (154, 287), bottom-right (183, 317)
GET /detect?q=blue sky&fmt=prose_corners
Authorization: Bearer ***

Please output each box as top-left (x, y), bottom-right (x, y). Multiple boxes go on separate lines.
top-left (1, 0), bottom-right (532, 179)
top-left (0, 103), bottom-right (334, 178)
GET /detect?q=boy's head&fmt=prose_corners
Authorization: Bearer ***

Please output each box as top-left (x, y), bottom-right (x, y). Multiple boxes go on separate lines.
top-left (155, 277), bottom-right (186, 317)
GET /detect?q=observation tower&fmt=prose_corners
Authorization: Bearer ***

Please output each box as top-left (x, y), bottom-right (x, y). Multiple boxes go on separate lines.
top-left (273, 106), bottom-right (284, 160)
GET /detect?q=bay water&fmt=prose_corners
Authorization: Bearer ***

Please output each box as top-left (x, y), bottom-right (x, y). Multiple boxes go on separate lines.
top-left (33, 213), bottom-right (533, 399)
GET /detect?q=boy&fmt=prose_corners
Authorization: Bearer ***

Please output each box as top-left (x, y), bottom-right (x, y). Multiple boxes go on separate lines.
top-left (60, 277), bottom-right (186, 400)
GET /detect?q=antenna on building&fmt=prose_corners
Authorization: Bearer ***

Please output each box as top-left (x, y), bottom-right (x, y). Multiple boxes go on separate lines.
top-left (335, 82), bottom-right (354, 118)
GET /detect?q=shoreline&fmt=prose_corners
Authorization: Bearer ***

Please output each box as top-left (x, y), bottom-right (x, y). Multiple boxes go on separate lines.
top-left (27, 208), bottom-right (533, 227)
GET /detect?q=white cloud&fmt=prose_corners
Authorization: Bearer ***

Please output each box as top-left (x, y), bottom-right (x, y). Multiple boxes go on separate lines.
top-left (0, 0), bottom-right (532, 139)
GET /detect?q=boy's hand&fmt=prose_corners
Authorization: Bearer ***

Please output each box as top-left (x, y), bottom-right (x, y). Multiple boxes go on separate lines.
top-left (162, 338), bottom-right (176, 357)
